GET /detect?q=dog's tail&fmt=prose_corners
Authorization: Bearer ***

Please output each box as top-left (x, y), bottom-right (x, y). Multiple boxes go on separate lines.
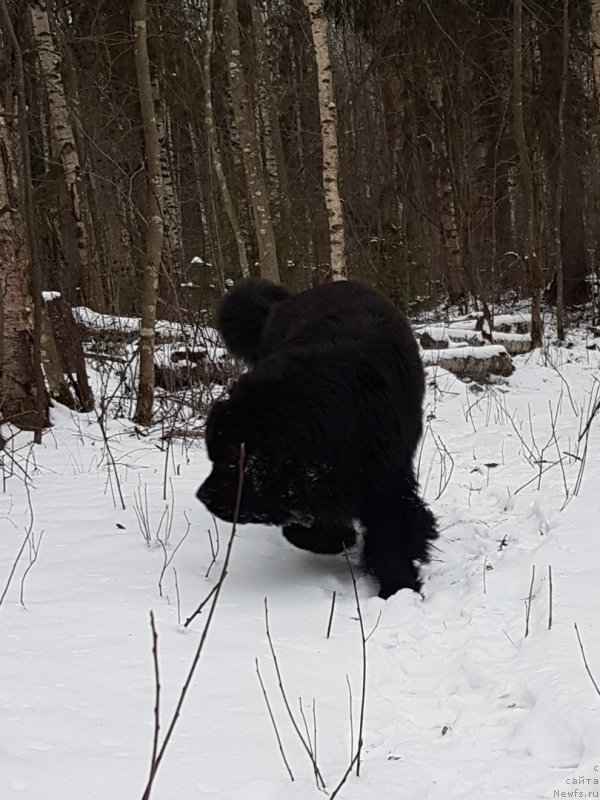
top-left (217, 279), bottom-right (290, 364)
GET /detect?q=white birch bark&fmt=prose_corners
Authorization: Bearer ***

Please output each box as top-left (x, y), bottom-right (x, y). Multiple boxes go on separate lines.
top-left (305, 0), bottom-right (347, 281)
top-left (29, 0), bottom-right (92, 301)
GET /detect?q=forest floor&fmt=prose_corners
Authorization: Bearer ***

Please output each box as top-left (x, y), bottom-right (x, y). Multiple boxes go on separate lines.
top-left (1, 330), bottom-right (600, 800)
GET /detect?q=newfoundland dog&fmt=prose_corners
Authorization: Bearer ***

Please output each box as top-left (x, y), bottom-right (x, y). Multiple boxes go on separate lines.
top-left (197, 280), bottom-right (437, 599)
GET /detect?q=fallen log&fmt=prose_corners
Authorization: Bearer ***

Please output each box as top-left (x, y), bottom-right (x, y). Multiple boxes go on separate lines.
top-left (419, 325), bottom-right (531, 356)
top-left (422, 345), bottom-right (515, 381)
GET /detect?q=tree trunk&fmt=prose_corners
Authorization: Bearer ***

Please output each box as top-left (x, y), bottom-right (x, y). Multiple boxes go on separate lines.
top-left (187, 121), bottom-right (212, 263)
top-left (512, 0), bottom-right (543, 348)
top-left (428, 76), bottom-right (465, 305)
top-left (305, 0), bottom-right (347, 281)
top-left (251, 1), bottom-right (293, 233)
top-left (222, 0), bottom-right (280, 283)
top-left (555, 0), bottom-right (569, 341)
top-left (591, 0), bottom-right (600, 113)
top-left (156, 91), bottom-right (185, 303)
top-left (0, 113), bottom-right (40, 429)
top-left (203, 0), bottom-right (249, 280)
top-left (29, 0), bottom-right (96, 306)
top-left (132, 0), bottom-right (163, 426)
top-left (0, 0), bottom-right (48, 434)
top-left (41, 294), bottom-right (93, 411)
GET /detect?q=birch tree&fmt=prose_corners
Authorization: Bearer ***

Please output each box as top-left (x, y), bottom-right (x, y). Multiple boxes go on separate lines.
top-left (29, 0), bottom-right (97, 305)
top-left (305, 0), bottom-right (347, 281)
top-left (157, 94), bottom-right (184, 290)
top-left (133, 0), bottom-right (163, 426)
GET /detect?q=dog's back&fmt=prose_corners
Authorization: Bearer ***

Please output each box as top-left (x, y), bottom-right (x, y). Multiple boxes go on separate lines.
top-left (263, 281), bottom-right (413, 354)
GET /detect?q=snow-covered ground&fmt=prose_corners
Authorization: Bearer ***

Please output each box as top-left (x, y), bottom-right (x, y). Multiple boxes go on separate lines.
top-left (1, 337), bottom-right (600, 800)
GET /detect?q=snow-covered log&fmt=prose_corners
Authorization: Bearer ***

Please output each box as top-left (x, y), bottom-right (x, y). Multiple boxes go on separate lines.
top-left (74, 307), bottom-right (185, 344)
top-left (419, 325), bottom-right (531, 356)
top-left (489, 312), bottom-right (531, 334)
top-left (423, 345), bottom-right (515, 381)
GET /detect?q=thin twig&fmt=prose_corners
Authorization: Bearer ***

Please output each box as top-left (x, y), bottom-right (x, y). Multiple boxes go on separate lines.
top-left (19, 530), bottom-right (44, 608)
top-left (578, 399), bottom-right (600, 442)
top-left (0, 530), bottom-right (31, 609)
top-left (183, 584), bottom-right (218, 628)
top-left (141, 443), bottom-right (245, 800)
top-left (158, 515), bottom-right (191, 598)
top-left (546, 401), bottom-right (570, 509)
top-left (1, 451), bottom-right (38, 610)
top-left (255, 658), bottom-right (295, 782)
top-left (299, 698), bottom-right (320, 790)
top-left (573, 381), bottom-right (600, 496)
top-left (173, 568), bottom-right (182, 626)
top-left (147, 611), bottom-right (161, 787)
top-left (365, 611), bottom-right (382, 643)
top-left (346, 674), bottom-right (354, 760)
top-left (329, 751), bottom-right (360, 800)
top-left (312, 699), bottom-right (318, 779)
top-left (326, 590), bottom-right (336, 639)
top-left (264, 598), bottom-right (326, 790)
top-left (524, 565), bottom-right (536, 638)
top-left (96, 411), bottom-right (126, 510)
top-left (548, 565), bottom-right (553, 631)
top-left (205, 515), bottom-right (220, 579)
top-left (343, 550), bottom-right (367, 778)
top-left (574, 622), bottom-right (600, 698)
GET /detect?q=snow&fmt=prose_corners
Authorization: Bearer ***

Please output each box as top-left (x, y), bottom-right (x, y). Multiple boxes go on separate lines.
top-left (422, 325), bottom-right (482, 341)
top-left (74, 305), bottom-right (140, 333)
top-left (2, 338), bottom-right (600, 799)
top-left (42, 291), bottom-right (62, 301)
top-left (493, 312), bottom-right (532, 328)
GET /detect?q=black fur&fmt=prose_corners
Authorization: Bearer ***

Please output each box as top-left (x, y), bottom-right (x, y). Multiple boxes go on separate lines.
top-left (198, 280), bottom-right (438, 599)
top-left (217, 279), bottom-right (290, 365)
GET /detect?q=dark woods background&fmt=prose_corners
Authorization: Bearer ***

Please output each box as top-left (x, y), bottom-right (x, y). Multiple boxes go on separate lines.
top-left (3, 0), bottom-right (599, 314)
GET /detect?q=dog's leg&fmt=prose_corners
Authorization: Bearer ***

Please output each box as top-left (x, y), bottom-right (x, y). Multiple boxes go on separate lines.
top-left (361, 489), bottom-right (437, 599)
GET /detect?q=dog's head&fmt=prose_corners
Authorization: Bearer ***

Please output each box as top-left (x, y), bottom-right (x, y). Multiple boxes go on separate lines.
top-left (197, 366), bottom-right (338, 527)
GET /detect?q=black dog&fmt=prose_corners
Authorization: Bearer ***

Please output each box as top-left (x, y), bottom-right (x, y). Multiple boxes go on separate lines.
top-left (197, 280), bottom-right (437, 598)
